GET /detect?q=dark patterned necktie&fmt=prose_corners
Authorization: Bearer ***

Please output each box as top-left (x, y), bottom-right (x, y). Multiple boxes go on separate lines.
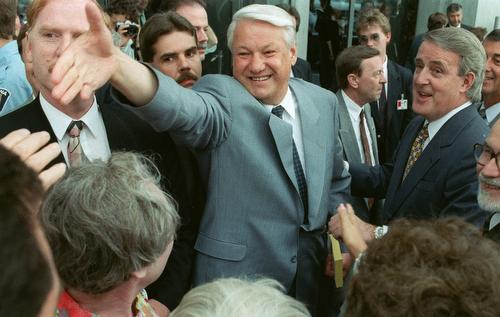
top-left (403, 122), bottom-right (429, 180)
top-left (67, 120), bottom-right (87, 167)
top-left (360, 110), bottom-right (375, 208)
top-left (271, 105), bottom-right (308, 221)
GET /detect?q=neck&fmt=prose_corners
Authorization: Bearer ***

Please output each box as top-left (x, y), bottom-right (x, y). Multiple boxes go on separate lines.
top-left (68, 280), bottom-right (142, 317)
top-left (344, 89), bottom-right (366, 107)
top-left (483, 95), bottom-right (499, 108)
top-left (0, 38), bottom-right (12, 48)
top-left (41, 89), bottom-right (93, 119)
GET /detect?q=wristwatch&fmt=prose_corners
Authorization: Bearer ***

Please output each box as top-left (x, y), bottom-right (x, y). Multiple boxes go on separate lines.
top-left (373, 225), bottom-right (388, 239)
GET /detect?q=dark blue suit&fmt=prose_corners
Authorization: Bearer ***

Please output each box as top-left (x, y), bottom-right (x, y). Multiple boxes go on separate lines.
top-left (350, 105), bottom-right (489, 227)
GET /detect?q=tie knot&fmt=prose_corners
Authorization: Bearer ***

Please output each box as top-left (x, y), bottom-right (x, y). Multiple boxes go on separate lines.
top-left (67, 120), bottom-right (84, 137)
top-left (360, 109), bottom-right (365, 119)
top-left (271, 105), bottom-right (285, 119)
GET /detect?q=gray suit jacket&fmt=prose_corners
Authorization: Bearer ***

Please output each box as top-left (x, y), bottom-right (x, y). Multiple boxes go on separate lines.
top-left (337, 91), bottom-right (382, 223)
top-left (120, 70), bottom-right (351, 312)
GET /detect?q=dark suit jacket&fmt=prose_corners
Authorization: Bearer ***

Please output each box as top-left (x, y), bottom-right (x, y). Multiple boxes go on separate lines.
top-left (0, 89), bottom-right (204, 309)
top-left (350, 105), bottom-right (489, 227)
top-left (370, 60), bottom-right (414, 164)
top-left (292, 57), bottom-right (313, 83)
top-left (483, 213), bottom-right (500, 245)
top-left (447, 23), bottom-right (472, 31)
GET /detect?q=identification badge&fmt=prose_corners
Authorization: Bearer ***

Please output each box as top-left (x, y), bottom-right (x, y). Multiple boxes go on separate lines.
top-left (396, 94), bottom-right (408, 110)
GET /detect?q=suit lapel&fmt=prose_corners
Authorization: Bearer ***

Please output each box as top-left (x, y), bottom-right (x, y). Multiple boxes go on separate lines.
top-left (100, 103), bottom-right (136, 151)
top-left (290, 81), bottom-right (325, 218)
top-left (26, 97), bottom-right (65, 165)
top-left (268, 112), bottom-right (298, 193)
top-left (387, 61), bottom-right (402, 127)
top-left (336, 91), bottom-right (362, 162)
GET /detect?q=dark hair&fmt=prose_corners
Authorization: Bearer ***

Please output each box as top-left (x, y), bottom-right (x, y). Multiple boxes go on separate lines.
top-left (153, 0), bottom-right (206, 14)
top-left (446, 3), bottom-right (462, 14)
top-left (106, 0), bottom-right (141, 22)
top-left (485, 29), bottom-right (500, 43)
top-left (0, 0), bottom-right (17, 39)
top-left (0, 145), bottom-right (53, 317)
top-left (470, 27), bottom-right (487, 42)
top-left (335, 45), bottom-right (380, 89)
top-left (139, 11), bottom-right (197, 62)
top-left (427, 12), bottom-right (447, 31)
top-left (275, 3), bottom-right (300, 32)
top-left (345, 218), bottom-right (500, 317)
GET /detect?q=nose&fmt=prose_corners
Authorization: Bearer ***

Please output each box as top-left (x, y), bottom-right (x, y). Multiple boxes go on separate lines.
top-left (178, 55), bottom-right (191, 71)
top-left (197, 29), bottom-right (208, 44)
top-left (413, 67), bottom-right (429, 85)
top-left (480, 157), bottom-right (500, 178)
top-left (56, 34), bottom-right (72, 57)
top-left (249, 54), bottom-right (265, 73)
top-left (380, 73), bottom-right (387, 84)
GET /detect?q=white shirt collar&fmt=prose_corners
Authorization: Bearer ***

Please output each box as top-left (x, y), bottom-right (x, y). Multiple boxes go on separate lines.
top-left (486, 102), bottom-right (500, 124)
top-left (264, 87), bottom-right (296, 119)
top-left (40, 93), bottom-right (100, 141)
top-left (341, 90), bottom-right (364, 122)
top-left (427, 101), bottom-right (471, 141)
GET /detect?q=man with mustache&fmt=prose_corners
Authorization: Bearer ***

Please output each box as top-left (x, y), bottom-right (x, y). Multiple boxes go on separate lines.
top-left (140, 11), bottom-right (201, 88)
top-left (476, 121), bottom-right (500, 244)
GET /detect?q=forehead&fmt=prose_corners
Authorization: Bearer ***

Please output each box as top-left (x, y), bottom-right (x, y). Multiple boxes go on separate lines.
top-left (32, 0), bottom-right (90, 30)
top-left (233, 19), bottom-right (287, 48)
top-left (153, 31), bottom-right (197, 54)
top-left (358, 24), bottom-right (385, 36)
top-left (176, 4), bottom-right (208, 26)
top-left (360, 55), bottom-right (382, 71)
top-left (487, 125), bottom-right (500, 152)
top-left (417, 41), bottom-right (460, 66)
top-left (484, 40), bottom-right (500, 55)
top-left (448, 10), bottom-right (462, 16)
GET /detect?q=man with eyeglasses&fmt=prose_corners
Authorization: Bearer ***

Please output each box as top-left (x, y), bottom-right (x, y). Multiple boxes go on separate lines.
top-left (475, 121), bottom-right (500, 243)
top-left (356, 8), bottom-right (413, 164)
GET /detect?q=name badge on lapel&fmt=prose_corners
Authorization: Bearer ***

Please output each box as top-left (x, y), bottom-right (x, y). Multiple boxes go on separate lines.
top-left (396, 94), bottom-right (408, 110)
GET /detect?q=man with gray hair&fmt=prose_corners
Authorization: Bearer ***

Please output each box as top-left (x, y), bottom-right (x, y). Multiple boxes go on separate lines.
top-left (330, 27), bottom-right (489, 244)
top-left (475, 120), bottom-right (500, 244)
top-left (41, 151), bottom-right (180, 316)
top-left (49, 3), bottom-right (350, 314)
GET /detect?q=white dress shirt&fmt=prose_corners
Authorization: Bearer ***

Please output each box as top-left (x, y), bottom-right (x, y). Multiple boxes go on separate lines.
top-left (423, 101), bottom-right (471, 149)
top-left (265, 87), bottom-right (306, 172)
top-left (342, 90), bottom-right (375, 165)
top-left (40, 93), bottom-right (111, 165)
top-left (486, 102), bottom-right (500, 125)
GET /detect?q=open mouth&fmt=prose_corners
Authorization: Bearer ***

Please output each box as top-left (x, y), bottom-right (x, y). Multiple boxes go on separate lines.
top-left (249, 75), bottom-right (271, 82)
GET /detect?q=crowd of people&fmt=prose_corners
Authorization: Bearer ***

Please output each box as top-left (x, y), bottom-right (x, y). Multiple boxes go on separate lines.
top-left (1, 0), bottom-right (500, 316)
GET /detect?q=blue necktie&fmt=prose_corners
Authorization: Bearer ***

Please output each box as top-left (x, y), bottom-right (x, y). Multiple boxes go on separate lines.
top-left (271, 106), bottom-right (308, 222)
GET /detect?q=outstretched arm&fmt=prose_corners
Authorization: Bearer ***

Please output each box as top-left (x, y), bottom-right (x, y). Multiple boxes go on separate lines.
top-left (51, 2), bottom-right (157, 107)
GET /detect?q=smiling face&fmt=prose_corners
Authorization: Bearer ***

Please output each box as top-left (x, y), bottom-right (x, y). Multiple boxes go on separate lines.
top-left (482, 40), bottom-right (500, 107)
top-left (231, 19), bottom-right (296, 105)
top-left (27, 0), bottom-right (90, 101)
top-left (151, 31), bottom-right (202, 88)
top-left (412, 41), bottom-right (472, 121)
top-left (477, 122), bottom-right (500, 213)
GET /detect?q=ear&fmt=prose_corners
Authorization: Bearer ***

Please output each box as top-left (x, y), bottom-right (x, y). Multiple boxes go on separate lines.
top-left (131, 266), bottom-right (148, 279)
top-left (290, 45), bottom-right (297, 66)
top-left (460, 71), bottom-right (475, 94)
top-left (25, 31), bottom-right (33, 63)
top-left (386, 31), bottom-right (392, 43)
top-left (347, 73), bottom-right (359, 89)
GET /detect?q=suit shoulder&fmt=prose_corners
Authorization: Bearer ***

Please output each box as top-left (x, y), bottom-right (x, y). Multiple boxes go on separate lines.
top-left (391, 60), bottom-right (412, 78)
top-left (0, 101), bottom-right (39, 137)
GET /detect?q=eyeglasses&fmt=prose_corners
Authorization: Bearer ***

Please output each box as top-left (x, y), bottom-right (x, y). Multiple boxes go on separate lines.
top-left (473, 143), bottom-right (500, 169)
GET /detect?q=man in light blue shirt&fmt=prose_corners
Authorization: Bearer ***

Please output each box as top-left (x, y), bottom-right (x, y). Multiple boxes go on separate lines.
top-left (0, 0), bottom-right (32, 116)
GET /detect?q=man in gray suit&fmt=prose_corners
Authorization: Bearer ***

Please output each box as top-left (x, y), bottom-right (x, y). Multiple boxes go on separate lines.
top-left (48, 3), bottom-right (351, 314)
top-left (480, 30), bottom-right (500, 127)
top-left (335, 45), bottom-right (386, 224)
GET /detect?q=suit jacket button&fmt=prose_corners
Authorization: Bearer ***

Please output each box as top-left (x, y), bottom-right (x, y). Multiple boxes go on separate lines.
top-left (290, 255), bottom-right (297, 263)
